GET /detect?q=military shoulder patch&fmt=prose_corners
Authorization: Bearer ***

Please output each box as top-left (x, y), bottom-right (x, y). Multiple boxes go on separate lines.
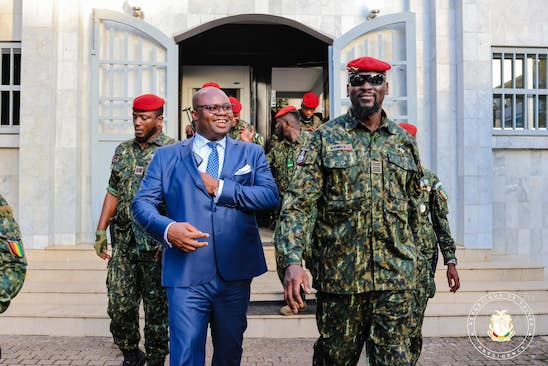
top-left (326, 144), bottom-right (352, 152)
top-left (435, 181), bottom-right (448, 200)
top-left (8, 240), bottom-right (25, 258)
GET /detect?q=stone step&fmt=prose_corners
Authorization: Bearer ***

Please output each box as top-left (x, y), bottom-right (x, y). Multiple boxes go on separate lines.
top-left (2, 302), bottom-right (546, 338)
top-left (15, 275), bottom-right (548, 307)
top-left (24, 255), bottom-right (544, 284)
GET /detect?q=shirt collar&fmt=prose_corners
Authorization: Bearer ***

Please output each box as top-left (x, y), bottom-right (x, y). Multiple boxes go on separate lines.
top-left (344, 109), bottom-right (394, 134)
top-left (193, 132), bottom-right (227, 150)
top-left (132, 130), bottom-right (165, 147)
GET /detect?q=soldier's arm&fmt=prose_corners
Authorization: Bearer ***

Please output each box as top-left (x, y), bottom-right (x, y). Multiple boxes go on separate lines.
top-left (430, 176), bottom-right (460, 292)
top-left (406, 138), bottom-right (423, 244)
top-left (430, 178), bottom-right (456, 264)
top-left (96, 192), bottom-right (118, 231)
top-left (95, 148), bottom-right (122, 259)
top-left (274, 132), bottom-right (322, 312)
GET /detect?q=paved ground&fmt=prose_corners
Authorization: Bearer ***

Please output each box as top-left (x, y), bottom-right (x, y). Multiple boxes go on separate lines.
top-left (0, 335), bottom-right (547, 365)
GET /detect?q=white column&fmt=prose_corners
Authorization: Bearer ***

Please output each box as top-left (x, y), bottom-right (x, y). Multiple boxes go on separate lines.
top-left (19, 0), bottom-right (84, 247)
top-left (455, 0), bottom-right (493, 249)
top-left (19, 0), bottom-right (57, 248)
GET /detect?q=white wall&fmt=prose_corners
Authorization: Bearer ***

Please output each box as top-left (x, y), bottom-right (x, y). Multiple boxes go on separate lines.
top-left (488, 0), bottom-right (548, 263)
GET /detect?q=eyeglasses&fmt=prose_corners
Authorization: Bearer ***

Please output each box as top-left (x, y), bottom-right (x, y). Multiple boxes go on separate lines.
top-left (349, 73), bottom-right (386, 87)
top-left (195, 104), bottom-right (234, 114)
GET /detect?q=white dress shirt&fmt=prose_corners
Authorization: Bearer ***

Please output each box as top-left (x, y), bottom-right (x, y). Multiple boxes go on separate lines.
top-left (163, 133), bottom-right (227, 246)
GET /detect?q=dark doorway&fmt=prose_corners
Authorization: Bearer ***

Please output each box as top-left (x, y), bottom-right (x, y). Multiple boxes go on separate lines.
top-left (176, 17), bottom-right (331, 144)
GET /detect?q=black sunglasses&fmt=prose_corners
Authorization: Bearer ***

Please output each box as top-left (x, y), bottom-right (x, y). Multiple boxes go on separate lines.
top-left (349, 73), bottom-right (386, 87)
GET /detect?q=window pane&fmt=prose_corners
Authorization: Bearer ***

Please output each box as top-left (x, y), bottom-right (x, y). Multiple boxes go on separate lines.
top-left (1, 91), bottom-right (9, 125)
top-left (13, 49), bottom-right (20, 85)
top-left (527, 55), bottom-right (536, 89)
top-left (515, 95), bottom-right (524, 128)
top-left (493, 54), bottom-right (502, 88)
top-left (539, 55), bottom-right (547, 89)
top-left (527, 95), bottom-right (536, 129)
top-left (503, 56), bottom-right (513, 88)
top-left (539, 95), bottom-right (547, 129)
top-left (493, 94), bottom-right (502, 128)
top-left (12, 91), bottom-right (19, 125)
top-left (515, 54), bottom-right (524, 88)
top-left (1, 48), bottom-right (9, 85)
top-left (504, 95), bottom-right (513, 128)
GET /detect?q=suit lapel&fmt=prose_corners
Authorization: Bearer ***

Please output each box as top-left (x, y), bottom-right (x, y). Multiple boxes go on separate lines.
top-left (179, 138), bottom-right (210, 196)
top-left (220, 137), bottom-right (244, 180)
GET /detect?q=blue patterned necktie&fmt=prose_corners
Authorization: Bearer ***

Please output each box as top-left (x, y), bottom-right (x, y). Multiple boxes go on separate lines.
top-left (206, 141), bottom-right (219, 178)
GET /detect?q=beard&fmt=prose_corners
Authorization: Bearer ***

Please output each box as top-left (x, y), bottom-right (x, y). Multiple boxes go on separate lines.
top-left (135, 126), bottom-right (158, 143)
top-left (352, 101), bottom-right (380, 121)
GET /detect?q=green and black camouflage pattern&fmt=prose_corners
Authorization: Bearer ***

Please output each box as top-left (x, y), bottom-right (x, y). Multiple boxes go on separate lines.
top-left (410, 168), bottom-right (457, 364)
top-left (0, 193), bottom-right (27, 313)
top-left (275, 111), bottom-right (422, 294)
top-left (229, 119), bottom-right (264, 146)
top-left (108, 132), bottom-right (176, 253)
top-left (268, 130), bottom-right (311, 281)
top-left (106, 132), bottom-right (174, 364)
top-left (299, 112), bottom-right (323, 132)
top-left (313, 291), bottom-right (414, 366)
top-left (107, 250), bottom-right (168, 366)
top-left (267, 130), bottom-right (311, 197)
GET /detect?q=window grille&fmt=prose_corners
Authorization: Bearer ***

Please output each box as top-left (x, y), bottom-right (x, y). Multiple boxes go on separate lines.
top-left (0, 43), bottom-right (21, 133)
top-left (492, 47), bottom-right (547, 131)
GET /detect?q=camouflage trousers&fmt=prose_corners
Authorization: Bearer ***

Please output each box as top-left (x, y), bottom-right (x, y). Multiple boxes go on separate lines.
top-left (410, 261), bottom-right (436, 365)
top-left (106, 250), bottom-right (168, 366)
top-left (0, 259), bottom-right (26, 313)
top-left (313, 290), bottom-right (414, 366)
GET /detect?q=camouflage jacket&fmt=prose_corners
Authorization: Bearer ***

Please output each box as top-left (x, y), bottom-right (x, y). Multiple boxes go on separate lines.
top-left (275, 111), bottom-right (422, 294)
top-left (0, 193), bottom-right (26, 267)
top-left (0, 193), bottom-right (26, 313)
top-left (416, 169), bottom-right (456, 265)
top-left (299, 112), bottom-right (322, 132)
top-left (267, 131), bottom-right (311, 197)
top-left (108, 133), bottom-right (176, 252)
top-left (229, 119), bottom-right (264, 146)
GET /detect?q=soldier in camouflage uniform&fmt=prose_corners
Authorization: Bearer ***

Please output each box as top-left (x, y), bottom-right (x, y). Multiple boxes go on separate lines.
top-left (298, 92), bottom-right (323, 132)
top-left (95, 94), bottom-right (176, 366)
top-left (0, 193), bottom-right (27, 314)
top-left (267, 106), bottom-right (311, 315)
top-left (399, 123), bottom-right (460, 365)
top-left (275, 57), bottom-right (422, 366)
top-left (228, 96), bottom-right (264, 146)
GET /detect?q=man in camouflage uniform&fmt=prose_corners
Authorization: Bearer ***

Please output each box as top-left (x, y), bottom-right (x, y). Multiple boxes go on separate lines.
top-left (399, 123), bottom-right (460, 365)
top-left (275, 56), bottom-right (422, 366)
top-left (95, 94), bottom-right (176, 366)
top-left (267, 106), bottom-right (311, 315)
top-left (298, 91), bottom-right (323, 132)
top-left (228, 96), bottom-right (264, 146)
top-left (0, 193), bottom-right (27, 314)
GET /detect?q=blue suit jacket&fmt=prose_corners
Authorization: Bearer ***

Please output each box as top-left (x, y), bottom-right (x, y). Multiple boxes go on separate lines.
top-left (132, 137), bottom-right (279, 287)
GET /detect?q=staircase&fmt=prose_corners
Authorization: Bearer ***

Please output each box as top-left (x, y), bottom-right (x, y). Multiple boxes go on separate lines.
top-left (2, 229), bottom-right (547, 337)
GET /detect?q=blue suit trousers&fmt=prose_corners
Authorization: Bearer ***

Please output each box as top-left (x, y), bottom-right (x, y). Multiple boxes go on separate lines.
top-left (166, 274), bottom-right (252, 366)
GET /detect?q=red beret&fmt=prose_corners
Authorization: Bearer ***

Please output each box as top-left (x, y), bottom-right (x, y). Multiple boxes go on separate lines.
top-left (229, 97), bottom-right (242, 113)
top-left (133, 94), bottom-right (164, 111)
top-left (347, 56), bottom-right (391, 73)
top-left (399, 123), bottom-right (417, 137)
top-left (275, 105), bottom-right (297, 119)
top-left (201, 81), bottom-right (220, 89)
top-left (302, 92), bottom-right (319, 109)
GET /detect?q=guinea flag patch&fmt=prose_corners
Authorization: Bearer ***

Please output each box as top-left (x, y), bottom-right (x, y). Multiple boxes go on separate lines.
top-left (8, 240), bottom-right (25, 258)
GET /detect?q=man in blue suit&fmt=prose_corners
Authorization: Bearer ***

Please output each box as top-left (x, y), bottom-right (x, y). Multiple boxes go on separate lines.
top-left (132, 86), bottom-right (279, 366)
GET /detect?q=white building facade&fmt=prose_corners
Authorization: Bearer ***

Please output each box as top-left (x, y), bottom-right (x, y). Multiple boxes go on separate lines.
top-left (0, 0), bottom-right (547, 266)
